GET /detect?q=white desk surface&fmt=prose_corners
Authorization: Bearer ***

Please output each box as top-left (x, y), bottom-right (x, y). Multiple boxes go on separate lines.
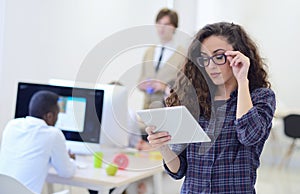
top-left (46, 149), bottom-right (164, 193)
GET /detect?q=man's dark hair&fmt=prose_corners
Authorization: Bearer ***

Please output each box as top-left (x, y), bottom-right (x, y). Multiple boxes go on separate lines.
top-left (29, 90), bottom-right (59, 119)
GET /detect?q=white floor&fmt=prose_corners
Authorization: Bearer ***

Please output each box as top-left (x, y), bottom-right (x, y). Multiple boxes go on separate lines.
top-left (46, 118), bottom-right (300, 194)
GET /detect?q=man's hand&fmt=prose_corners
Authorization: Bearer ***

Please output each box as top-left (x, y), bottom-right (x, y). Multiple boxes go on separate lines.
top-left (68, 150), bottom-right (76, 160)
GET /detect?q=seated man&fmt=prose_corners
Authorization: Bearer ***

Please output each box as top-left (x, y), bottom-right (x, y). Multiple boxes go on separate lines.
top-left (0, 90), bottom-right (76, 194)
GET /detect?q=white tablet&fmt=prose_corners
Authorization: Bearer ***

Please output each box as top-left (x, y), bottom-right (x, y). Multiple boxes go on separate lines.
top-left (136, 106), bottom-right (211, 144)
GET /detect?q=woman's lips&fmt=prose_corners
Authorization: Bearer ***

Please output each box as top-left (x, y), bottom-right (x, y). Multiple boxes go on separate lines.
top-left (210, 72), bottom-right (221, 78)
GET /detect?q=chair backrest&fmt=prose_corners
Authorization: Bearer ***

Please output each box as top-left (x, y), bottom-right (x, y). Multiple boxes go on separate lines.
top-left (283, 114), bottom-right (300, 138)
top-left (0, 174), bottom-right (35, 194)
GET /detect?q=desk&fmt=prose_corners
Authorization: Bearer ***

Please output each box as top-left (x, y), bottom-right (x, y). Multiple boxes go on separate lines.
top-left (46, 149), bottom-right (164, 194)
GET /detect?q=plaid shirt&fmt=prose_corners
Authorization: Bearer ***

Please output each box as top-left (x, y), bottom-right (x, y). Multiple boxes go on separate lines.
top-left (164, 88), bottom-right (276, 194)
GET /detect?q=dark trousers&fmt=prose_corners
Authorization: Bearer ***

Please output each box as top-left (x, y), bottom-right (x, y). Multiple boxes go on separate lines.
top-left (88, 189), bottom-right (124, 194)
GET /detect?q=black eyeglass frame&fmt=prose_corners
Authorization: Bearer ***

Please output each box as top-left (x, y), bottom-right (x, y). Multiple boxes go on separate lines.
top-left (196, 53), bottom-right (227, 67)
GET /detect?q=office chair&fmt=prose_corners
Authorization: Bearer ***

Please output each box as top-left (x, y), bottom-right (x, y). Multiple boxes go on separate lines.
top-left (0, 173), bottom-right (70, 194)
top-left (0, 173), bottom-right (35, 194)
top-left (279, 114), bottom-right (300, 168)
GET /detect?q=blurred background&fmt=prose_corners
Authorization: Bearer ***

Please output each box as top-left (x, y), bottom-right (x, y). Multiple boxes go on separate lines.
top-left (0, 0), bottom-right (299, 193)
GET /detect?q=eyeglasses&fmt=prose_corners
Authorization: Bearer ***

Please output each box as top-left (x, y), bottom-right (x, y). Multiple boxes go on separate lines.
top-left (196, 53), bottom-right (227, 67)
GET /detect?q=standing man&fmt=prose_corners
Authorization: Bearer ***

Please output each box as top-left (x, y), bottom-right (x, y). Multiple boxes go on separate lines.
top-left (138, 8), bottom-right (186, 109)
top-left (0, 90), bottom-right (76, 194)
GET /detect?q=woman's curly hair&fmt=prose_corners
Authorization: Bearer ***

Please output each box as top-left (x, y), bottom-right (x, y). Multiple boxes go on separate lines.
top-left (165, 22), bottom-right (271, 119)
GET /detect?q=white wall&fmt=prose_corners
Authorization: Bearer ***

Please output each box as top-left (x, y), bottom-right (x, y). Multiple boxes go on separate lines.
top-left (174, 0), bottom-right (198, 36)
top-left (0, 0), bottom-right (5, 139)
top-left (0, 0), bottom-right (4, 77)
top-left (196, 0), bottom-right (300, 112)
top-left (0, 0), bottom-right (176, 131)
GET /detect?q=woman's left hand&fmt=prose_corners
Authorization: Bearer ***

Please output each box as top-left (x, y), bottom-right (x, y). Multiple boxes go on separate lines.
top-left (225, 51), bottom-right (250, 83)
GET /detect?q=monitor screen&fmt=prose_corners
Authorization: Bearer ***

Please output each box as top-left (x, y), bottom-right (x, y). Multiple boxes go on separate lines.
top-left (48, 79), bottom-right (131, 149)
top-left (15, 82), bottom-right (104, 144)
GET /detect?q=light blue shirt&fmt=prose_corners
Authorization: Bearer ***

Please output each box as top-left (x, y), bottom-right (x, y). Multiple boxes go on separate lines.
top-left (0, 116), bottom-right (76, 194)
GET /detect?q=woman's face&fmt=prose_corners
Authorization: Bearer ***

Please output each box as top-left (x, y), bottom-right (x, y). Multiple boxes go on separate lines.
top-left (200, 35), bottom-right (236, 87)
top-left (156, 16), bottom-right (175, 42)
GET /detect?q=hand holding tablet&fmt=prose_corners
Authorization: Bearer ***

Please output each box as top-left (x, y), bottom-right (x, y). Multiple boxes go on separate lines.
top-left (136, 106), bottom-right (211, 144)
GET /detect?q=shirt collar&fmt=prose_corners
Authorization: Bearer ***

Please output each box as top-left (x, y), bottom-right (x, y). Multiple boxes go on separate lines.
top-left (158, 39), bottom-right (177, 49)
top-left (25, 116), bottom-right (48, 126)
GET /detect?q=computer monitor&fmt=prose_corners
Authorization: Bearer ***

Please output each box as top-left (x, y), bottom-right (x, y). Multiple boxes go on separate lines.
top-left (15, 82), bottom-right (105, 154)
top-left (48, 79), bottom-right (130, 149)
top-left (94, 84), bottom-right (130, 148)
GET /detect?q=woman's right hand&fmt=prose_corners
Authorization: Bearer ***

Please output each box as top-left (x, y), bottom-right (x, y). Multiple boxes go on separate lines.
top-left (145, 126), bottom-right (171, 149)
top-left (146, 126), bottom-right (180, 173)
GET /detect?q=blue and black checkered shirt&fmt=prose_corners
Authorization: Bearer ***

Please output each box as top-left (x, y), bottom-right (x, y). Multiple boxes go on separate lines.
top-left (164, 88), bottom-right (276, 194)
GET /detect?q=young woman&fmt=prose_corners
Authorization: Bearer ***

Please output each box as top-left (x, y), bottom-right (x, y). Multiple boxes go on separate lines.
top-left (146, 22), bottom-right (276, 193)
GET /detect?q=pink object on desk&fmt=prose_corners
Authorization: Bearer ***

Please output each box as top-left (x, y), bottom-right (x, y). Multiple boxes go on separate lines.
top-left (113, 153), bottom-right (129, 170)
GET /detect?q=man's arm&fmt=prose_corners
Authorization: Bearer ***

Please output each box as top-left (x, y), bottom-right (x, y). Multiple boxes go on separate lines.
top-left (50, 129), bottom-right (76, 178)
